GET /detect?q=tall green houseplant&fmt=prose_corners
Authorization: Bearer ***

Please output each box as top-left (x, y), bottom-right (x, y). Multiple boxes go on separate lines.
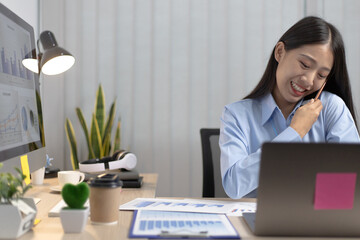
top-left (65, 84), bottom-right (121, 170)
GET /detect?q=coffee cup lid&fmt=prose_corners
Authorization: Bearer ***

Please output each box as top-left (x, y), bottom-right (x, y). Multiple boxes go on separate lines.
top-left (88, 173), bottom-right (123, 188)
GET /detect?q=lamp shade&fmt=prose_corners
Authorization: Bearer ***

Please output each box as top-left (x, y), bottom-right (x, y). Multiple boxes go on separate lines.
top-left (39, 31), bottom-right (75, 75)
top-left (22, 57), bottom-right (39, 73)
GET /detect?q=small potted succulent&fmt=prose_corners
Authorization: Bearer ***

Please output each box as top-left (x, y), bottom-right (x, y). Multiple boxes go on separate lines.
top-left (0, 163), bottom-right (36, 239)
top-left (60, 182), bottom-right (90, 233)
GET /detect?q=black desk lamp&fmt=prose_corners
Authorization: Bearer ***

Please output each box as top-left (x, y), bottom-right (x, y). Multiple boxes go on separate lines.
top-left (22, 31), bottom-right (75, 177)
top-left (22, 30), bottom-right (75, 75)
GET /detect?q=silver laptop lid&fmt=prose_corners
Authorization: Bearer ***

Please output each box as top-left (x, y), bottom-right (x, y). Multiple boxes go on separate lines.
top-left (254, 142), bottom-right (360, 237)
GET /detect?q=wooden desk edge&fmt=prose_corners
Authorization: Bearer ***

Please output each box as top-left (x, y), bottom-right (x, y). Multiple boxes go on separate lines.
top-left (22, 173), bottom-right (158, 240)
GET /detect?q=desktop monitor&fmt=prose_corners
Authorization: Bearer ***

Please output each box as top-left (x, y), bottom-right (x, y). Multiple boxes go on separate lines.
top-left (0, 3), bottom-right (46, 175)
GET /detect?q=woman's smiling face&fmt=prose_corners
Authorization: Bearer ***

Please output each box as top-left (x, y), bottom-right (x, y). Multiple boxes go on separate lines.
top-left (272, 42), bottom-right (334, 112)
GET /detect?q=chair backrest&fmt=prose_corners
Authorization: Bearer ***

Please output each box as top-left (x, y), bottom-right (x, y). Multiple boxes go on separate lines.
top-left (200, 128), bottom-right (228, 198)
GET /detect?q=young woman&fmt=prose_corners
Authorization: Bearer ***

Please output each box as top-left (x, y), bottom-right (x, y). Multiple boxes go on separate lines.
top-left (219, 16), bottom-right (360, 199)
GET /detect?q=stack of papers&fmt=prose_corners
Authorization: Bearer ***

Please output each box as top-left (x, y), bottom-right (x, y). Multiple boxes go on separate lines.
top-left (121, 198), bottom-right (257, 239)
top-left (120, 198), bottom-right (256, 216)
top-left (130, 210), bottom-right (239, 239)
top-left (84, 169), bottom-right (143, 188)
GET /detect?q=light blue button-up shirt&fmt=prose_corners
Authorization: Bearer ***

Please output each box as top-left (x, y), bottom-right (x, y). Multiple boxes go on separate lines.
top-left (219, 91), bottom-right (360, 199)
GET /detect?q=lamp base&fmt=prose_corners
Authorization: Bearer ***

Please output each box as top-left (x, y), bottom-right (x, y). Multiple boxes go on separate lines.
top-left (45, 167), bottom-right (60, 178)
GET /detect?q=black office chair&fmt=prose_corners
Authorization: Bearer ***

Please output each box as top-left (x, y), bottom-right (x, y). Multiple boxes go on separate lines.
top-left (200, 128), bottom-right (228, 198)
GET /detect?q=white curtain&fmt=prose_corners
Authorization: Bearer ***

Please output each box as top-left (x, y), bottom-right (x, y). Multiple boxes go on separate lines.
top-left (40, 0), bottom-right (360, 197)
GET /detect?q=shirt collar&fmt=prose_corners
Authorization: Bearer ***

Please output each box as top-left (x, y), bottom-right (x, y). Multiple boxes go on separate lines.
top-left (261, 93), bottom-right (305, 125)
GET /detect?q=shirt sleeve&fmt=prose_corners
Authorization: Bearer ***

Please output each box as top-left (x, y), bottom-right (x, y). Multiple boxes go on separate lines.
top-left (323, 94), bottom-right (360, 142)
top-left (273, 126), bottom-right (302, 142)
top-left (220, 107), bottom-right (302, 199)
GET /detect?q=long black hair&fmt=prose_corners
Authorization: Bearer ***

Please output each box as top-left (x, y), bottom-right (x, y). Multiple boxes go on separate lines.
top-left (244, 16), bottom-right (357, 126)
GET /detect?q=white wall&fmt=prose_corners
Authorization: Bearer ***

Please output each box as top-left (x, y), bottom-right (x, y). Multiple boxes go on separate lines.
top-left (39, 0), bottom-right (360, 197)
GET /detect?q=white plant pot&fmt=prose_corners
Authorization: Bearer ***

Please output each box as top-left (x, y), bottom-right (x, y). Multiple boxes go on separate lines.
top-left (0, 198), bottom-right (37, 239)
top-left (60, 207), bottom-right (89, 233)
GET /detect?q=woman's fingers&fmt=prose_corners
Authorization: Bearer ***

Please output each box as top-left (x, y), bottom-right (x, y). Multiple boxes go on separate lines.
top-left (290, 99), bottom-right (323, 138)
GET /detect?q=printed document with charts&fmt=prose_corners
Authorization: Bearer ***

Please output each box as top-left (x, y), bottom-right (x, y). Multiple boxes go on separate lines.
top-left (129, 210), bottom-right (240, 239)
top-left (120, 198), bottom-right (256, 216)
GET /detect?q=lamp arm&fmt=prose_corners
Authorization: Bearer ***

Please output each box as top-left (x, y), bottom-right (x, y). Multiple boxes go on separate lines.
top-left (37, 39), bottom-right (41, 52)
top-left (36, 39), bottom-right (42, 74)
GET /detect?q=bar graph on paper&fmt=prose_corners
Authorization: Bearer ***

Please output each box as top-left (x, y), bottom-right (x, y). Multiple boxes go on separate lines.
top-left (119, 198), bottom-right (238, 214)
top-left (130, 210), bottom-right (239, 238)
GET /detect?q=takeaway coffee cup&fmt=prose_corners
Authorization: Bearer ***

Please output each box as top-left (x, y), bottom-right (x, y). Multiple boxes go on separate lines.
top-left (58, 171), bottom-right (85, 187)
top-left (88, 173), bottom-right (123, 225)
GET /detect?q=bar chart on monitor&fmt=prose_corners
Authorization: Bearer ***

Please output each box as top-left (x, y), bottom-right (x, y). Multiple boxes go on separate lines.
top-left (0, 13), bottom-right (34, 81)
top-left (0, 13), bottom-right (40, 151)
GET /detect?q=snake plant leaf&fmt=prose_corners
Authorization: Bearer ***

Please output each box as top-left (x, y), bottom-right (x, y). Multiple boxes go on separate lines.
top-left (65, 118), bottom-right (79, 170)
top-left (90, 113), bottom-right (103, 158)
top-left (102, 135), bottom-right (111, 157)
top-left (102, 100), bottom-right (116, 144)
top-left (95, 84), bottom-right (106, 138)
top-left (113, 119), bottom-right (121, 153)
top-left (36, 90), bottom-right (45, 147)
top-left (76, 108), bottom-right (95, 159)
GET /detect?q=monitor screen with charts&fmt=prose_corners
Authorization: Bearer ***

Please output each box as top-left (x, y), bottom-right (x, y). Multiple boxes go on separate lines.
top-left (0, 3), bottom-right (45, 174)
top-left (243, 142), bottom-right (360, 237)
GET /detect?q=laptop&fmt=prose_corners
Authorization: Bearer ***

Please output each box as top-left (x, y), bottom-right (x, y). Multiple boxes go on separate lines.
top-left (243, 142), bottom-right (360, 237)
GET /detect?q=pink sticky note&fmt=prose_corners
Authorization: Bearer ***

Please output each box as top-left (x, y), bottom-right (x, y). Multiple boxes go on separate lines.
top-left (314, 173), bottom-right (357, 210)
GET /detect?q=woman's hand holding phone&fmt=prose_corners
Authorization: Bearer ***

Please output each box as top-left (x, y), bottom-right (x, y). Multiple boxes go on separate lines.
top-left (290, 99), bottom-right (323, 138)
